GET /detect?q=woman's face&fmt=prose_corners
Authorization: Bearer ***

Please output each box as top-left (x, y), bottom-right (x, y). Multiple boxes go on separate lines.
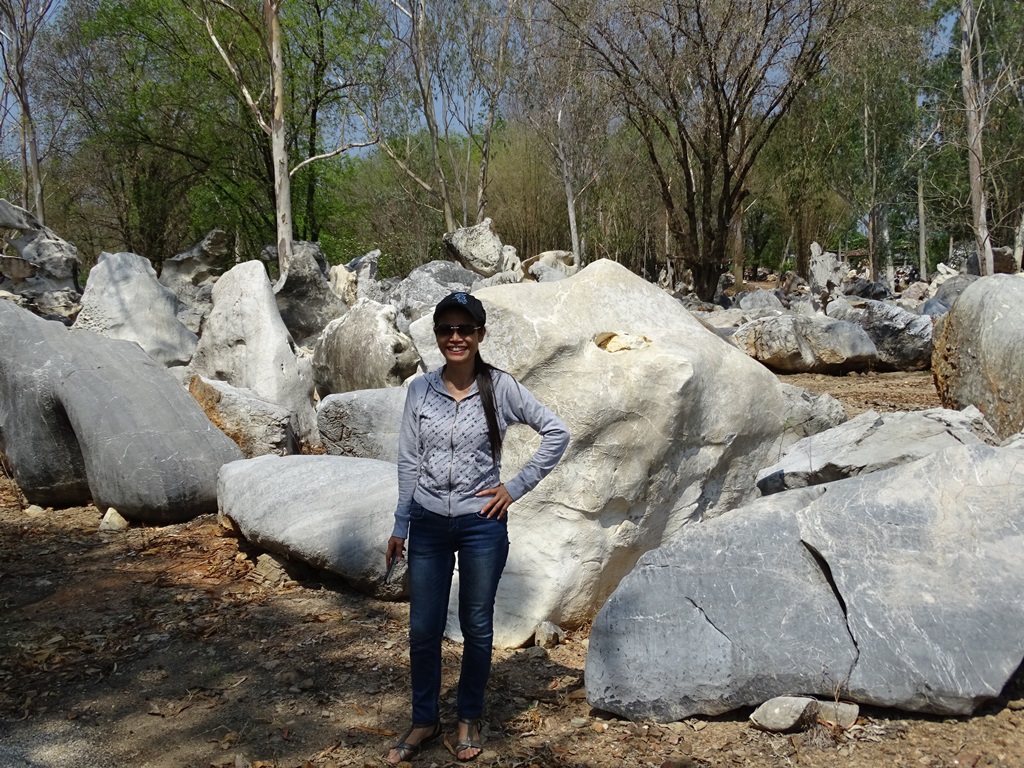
top-left (434, 307), bottom-right (485, 366)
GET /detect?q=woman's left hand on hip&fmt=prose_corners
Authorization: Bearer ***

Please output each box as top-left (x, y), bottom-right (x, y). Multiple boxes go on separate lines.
top-left (476, 483), bottom-right (513, 519)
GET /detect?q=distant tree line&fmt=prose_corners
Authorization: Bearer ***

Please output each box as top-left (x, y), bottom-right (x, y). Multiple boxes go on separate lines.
top-left (0, 0), bottom-right (1021, 298)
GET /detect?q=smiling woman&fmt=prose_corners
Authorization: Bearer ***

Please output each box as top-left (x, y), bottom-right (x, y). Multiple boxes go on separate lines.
top-left (383, 291), bottom-right (570, 764)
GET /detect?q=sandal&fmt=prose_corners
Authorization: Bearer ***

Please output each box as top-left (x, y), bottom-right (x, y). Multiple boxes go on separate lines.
top-left (387, 721), bottom-right (441, 764)
top-left (454, 718), bottom-right (484, 762)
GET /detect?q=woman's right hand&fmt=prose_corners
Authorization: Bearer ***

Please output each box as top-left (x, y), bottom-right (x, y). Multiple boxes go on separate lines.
top-left (386, 536), bottom-right (406, 568)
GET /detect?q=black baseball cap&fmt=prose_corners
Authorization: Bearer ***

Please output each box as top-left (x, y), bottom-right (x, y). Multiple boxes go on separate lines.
top-left (433, 292), bottom-right (486, 326)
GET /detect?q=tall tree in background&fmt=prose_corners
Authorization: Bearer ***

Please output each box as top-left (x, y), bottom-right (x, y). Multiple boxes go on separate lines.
top-left (0, 0), bottom-right (58, 224)
top-left (557, 0), bottom-right (859, 300)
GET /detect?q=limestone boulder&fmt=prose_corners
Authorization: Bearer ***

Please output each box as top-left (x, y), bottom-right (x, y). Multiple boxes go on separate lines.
top-left (922, 274), bottom-right (977, 317)
top-left (389, 260), bottom-right (476, 333)
top-left (73, 251), bottom-right (198, 367)
top-left (757, 407), bottom-right (996, 495)
top-left (317, 387), bottom-right (406, 462)
top-left (777, 383), bottom-right (847, 454)
top-left (158, 230), bottom-right (229, 334)
top-left (587, 444), bottom-right (1024, 720)
top-left (442, 218), bottom-right (510, 277)
top-left (218, 455), bottom-right (403, 599)
top-left (933, 274), bottom-right (1024, 439)
top-left (328, 264), bottom-right (357, 305)
top-left (736, 289), bottom-right (785, 311)
top-left (189, 376), bottom-right (298, 457)
top-left (808, 243), bottom-right (846, 293)
top-left (0, 300), bottom-right (242, 519)
top-left (825, 297), bottom-right (933, 371)
top-left (408, 314), bottom-right (444, 372)
top-left (729, 314), bottom-right (878, 373)
top-left (312, 298), bottom-right (419, 397)
top-left (447, 259), bottom-right (787, 646)
top-left (524, 250), bottom-right (576, 281)
top-left (0, 199), bottom-right (81, 295)
top-left (186, 260), bottom-right (319, 446)
top-left (274, 241), bottom-right (348, 345)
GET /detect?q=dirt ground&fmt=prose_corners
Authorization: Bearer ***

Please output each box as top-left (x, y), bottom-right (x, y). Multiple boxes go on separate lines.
top-left (2, 371), bottom-right (1022, 768)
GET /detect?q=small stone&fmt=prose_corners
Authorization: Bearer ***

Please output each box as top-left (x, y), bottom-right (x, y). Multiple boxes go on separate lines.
top-left (1007, 699), bottom-right (1024, 711)
top-left (534, 621), bottom-right (566, 649)
top-left (99, 508), bottom-right (130, 531)
top-left (691, 720), bottom-right (707, 732)
top-left (749, 696), bottom-right (819, 733)
top-left (298, 678), bottom-right (315, 691)
top-left (816, 700), bottom-right (859, 729)
top-left (24, 504), bottom-right (46, 517)
top-left (519, 646), bottom-right (549, 661)
top-left (570, 717), bottom-right (588, 728)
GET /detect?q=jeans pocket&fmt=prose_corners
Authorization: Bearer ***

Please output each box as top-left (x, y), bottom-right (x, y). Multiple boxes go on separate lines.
top-left (409, 502), bottom-right (426, 521)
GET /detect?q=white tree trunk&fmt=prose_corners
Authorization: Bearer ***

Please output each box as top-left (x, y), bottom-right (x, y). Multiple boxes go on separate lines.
top-left (960, 0), bottom-right (994, 275)
top-left (918, 168), bottom-right (927, 278)
top-left (266, 0), bottom-right (292, 273)
top-left (556, 109), bottom-right (581, 266)
top-left (1013, 209), bottom-right (1024, 272)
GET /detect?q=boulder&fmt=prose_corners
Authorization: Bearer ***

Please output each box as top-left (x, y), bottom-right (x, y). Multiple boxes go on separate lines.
top-left (189, 376), bottom-right (299, 457)
top-left (328, 263), bottom-right (357, 305)
top-left (757, 407), bottom-right (996, 495)
top-left (530, 263), bottom-right (570, 282)
top-left (808, 243), bottom-right (846, 293)
top-left (274, 241), bottom-right (348, 345)
top-left (922, 274), bottom-right (977, 317)
top-left (388, 260), bottom-right (476, 333)
top-left (736, 289), bottom-right (785, 311)
top-left (73, 251), bottom-right (198, 367)
top-left (933, 274), bottom-right (1024, 439)
top-left (311, 298), bottom-right (419, 398)
top-left (317, 387), bottom-right (406, 462)
top-left (777, 383), bottom-right (847, 453)
top-left (825, 297), bottom-right (933, 371)
top-left (408, 314), bottom-right (444, 371)
top-left (0, 199), bottom-right (81, 295)
top-left (218, 455), bottom-right (403, 599)
top-left (524, 250), bottom-right (576, 281)
top-left (442, 218), bottom-right (511, 277)
top-left (471, 269), bottom-right (525, 291)
top-left (186, 260), bottom-right (319, 447)
top-left (158, 230), bottom-right (229, 334)
top-left (729, 314), bottom-right (878, 373)
top-left (586, 443), bottom-right (1024, 719)
top-left (749, 696), bottom-right (819, 732)
top-left (0, 300), bottom-right (243, 519)
top-left (449, 259), bottom-right (787, 646)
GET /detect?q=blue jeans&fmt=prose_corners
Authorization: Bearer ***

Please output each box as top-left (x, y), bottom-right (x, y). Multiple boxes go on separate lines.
top-left (407, 502), bottom-right (509, 725)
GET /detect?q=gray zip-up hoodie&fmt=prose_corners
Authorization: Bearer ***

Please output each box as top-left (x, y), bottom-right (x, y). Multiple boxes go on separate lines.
top-left (392, 367), bottom-right (570, 539)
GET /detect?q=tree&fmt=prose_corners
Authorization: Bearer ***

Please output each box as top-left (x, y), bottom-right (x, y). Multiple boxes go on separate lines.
top-left (556, 0), bottom-right (860, 300)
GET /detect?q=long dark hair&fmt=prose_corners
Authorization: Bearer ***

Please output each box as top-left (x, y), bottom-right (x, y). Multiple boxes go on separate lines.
top-left (475, 351), bottom-right (502, 461)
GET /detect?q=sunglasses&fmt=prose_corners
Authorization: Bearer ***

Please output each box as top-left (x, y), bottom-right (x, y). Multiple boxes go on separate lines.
top-left (433, 324), bottom-right (481, 338)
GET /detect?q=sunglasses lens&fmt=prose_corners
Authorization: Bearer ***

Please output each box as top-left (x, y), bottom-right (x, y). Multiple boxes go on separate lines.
top-left (434, 324), bottom-right (478, 337)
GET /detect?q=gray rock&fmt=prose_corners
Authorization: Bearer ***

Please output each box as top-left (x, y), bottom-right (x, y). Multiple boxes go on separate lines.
top-left (99, 508), bottom-right (130, 532)
top-left (757, 407), bottom-right (995, 495)
top-left (442, 218), bottom-right (507, 277)
top-left (817, 700), bottom-right (859, 728)
top-left (274, 241), bottom-right (348, 345)
top-left (317, 387), bottom-right (406, 462)
top-left (535, 621), bottom-right (566, 648)
top-left (188, 376), bottom-right (299, 457)
top-left (587, 443), bottom-right (1024, 719)
top-left (777, 383), bottom-right (847, 454)
top-left (749, 696), bottom-right (819, 732)
top-left (737, 289), bottom-right (785, 311)
top-left (0, 199), bottom-right (81, 295)
top-left (408, 314), bottom-right (445, 371)
top-left (389, 260), bottom-right (476, 333)
top-left (471, 269), bottom-right (525, 291)
top-left (311, 298), bottom-right (419, 398)
top-left (922, 274), bottom-right (978, 317)
top-left (530, 262), bottom-right (569, 282)
top-left (346, 249), bottom-right (380, 282)
top-left (158, 230), bottom-right (229, 334)
top-left (328, 263), bottom-right (357, 305)
top-left (73, 251), bottom-right (198, 367)
top-left (826, 297), bottom-right (933, 371)
top-left (217, 455), bottom-right (404, 599)
top-left (808, 243), bottom-right (847, 294)
top-left (0, 300), bottom-right (243, 520)
top-left (729, 314), bottom-right (878, 373)
top-left (933, 274), bottom-right (1024, 439)
top-left (186, 260), bottom-right (319, 447)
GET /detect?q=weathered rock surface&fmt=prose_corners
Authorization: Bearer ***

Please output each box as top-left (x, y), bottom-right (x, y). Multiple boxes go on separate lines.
top-left (736, 289), bottom-right (785, 311)
top-left (933, 274), bottom-right (1024, 439)
top-left (273, 241), bottom-right (347, 345)
top-left (73, 251), bottom-right (198, 367)
top-left (389, 260), bottom-right (476, 333)
top-left (825, 297), bottom-right (933, 371)
top-left (587, 444), bottom-right (1024, 719)
top-left (777, 383), bottom-right (847, 453)
top-left (408, 314), bottom-right (445, 371)
top-left (218, 455), bottom-right (403, 599)
top-left (0, 300), bottom-right (242, 519)
top-left (189, 376), bottom-right (298, 457)
top-left (442, 218), bottom-right (512, 277)
top-left (729, 314), bottom-right (878, 373)
top-left (524, 250), bottom-right (575, 281)
top-left (186, 260), bottom-right (319, 446)
top-left (749, 697), bottom-right (819, 732)
top-left (757, 407), bottom-right (995, 495)
top-left (158, 230), bottom-right (229, 334)
top-left (317, 387), bottom-right (406, 462)
top-left (311, 298), bottom-right (419, 398)
top-left (0, 199), bottom-right (81, 295)
top-left (922, 274), bottom-right (977, 317)
top-left (808, 243), bottom-right (846, 293)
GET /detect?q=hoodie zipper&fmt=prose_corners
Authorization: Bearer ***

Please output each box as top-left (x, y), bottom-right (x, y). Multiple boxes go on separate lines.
top-left (447, 400), bottom-right (459, 516)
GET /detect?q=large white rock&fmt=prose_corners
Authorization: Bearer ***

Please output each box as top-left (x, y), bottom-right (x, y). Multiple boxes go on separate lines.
top-left (186, 261), bottom-right (319, 446)
top-left (757, 407), bottom-right (996, 495)
top-left (158, 230), bottom-right (228, 334)
top-left (442, 218), bottom-right (509, 277)
top-left (776, 383), bottom-right (847, 454)
top-left (587, 443), bottom-right (1024, 719)
top-left (74, 251), bottom-right (198, 367)
top-left (933, 274), bottom-right (1024, 439)
top-left (218, 455), bottom-right (403, 599)
top-left (450, 259), bottom-right (787, 646)
top-left (729, 314), bottom-right (878, 373)
top-left (274, 241), bottom-right (348, 345)
top-left (311, 298), bottom-right (419, 398)
top-left (389, 260), bottom-right (476, 333)
top-left (408, 314), bottom-right (444, 372)
top-left (189, 376), bottom-right (299, 457)
top-left (826, 297), bottom-right (933, 371)
top-left (318, 387), bottom-right (406, 462)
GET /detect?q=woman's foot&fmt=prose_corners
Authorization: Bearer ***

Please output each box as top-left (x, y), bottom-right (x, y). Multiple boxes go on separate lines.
top-left (455, 718), bottom-right (484, 762)
top-left (386, 722), bottom-right (441, 765)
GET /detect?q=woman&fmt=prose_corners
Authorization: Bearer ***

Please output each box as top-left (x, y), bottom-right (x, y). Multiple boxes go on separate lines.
top-left (385, 292), bottom-right (569, 764)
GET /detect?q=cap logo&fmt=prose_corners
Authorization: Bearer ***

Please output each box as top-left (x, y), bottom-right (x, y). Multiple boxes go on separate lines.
top-left (454, 293), bottom-right (468, 304)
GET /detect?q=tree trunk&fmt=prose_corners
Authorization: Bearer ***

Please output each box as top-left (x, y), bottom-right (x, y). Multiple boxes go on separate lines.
top-left (730, 207), bottom-right (744, 293)
top-left (265, 0), bottom-right (292, 273)
top-left (557, 110), bottom-right (581, 266)
top-left (960, 0), bottom-right (994, 275)
top-left (918, 168), bottom-right (927, 278)
top-left (1013, 209), bottom-right (1024, 272)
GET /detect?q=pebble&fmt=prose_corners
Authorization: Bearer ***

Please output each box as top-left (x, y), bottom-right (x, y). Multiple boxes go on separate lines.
top-left (24, 505), bottom-right (46, 517)
top-left (99, 508), bottom-right (129, 532)
top-left (570, 717), bottom-right (588, 728)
